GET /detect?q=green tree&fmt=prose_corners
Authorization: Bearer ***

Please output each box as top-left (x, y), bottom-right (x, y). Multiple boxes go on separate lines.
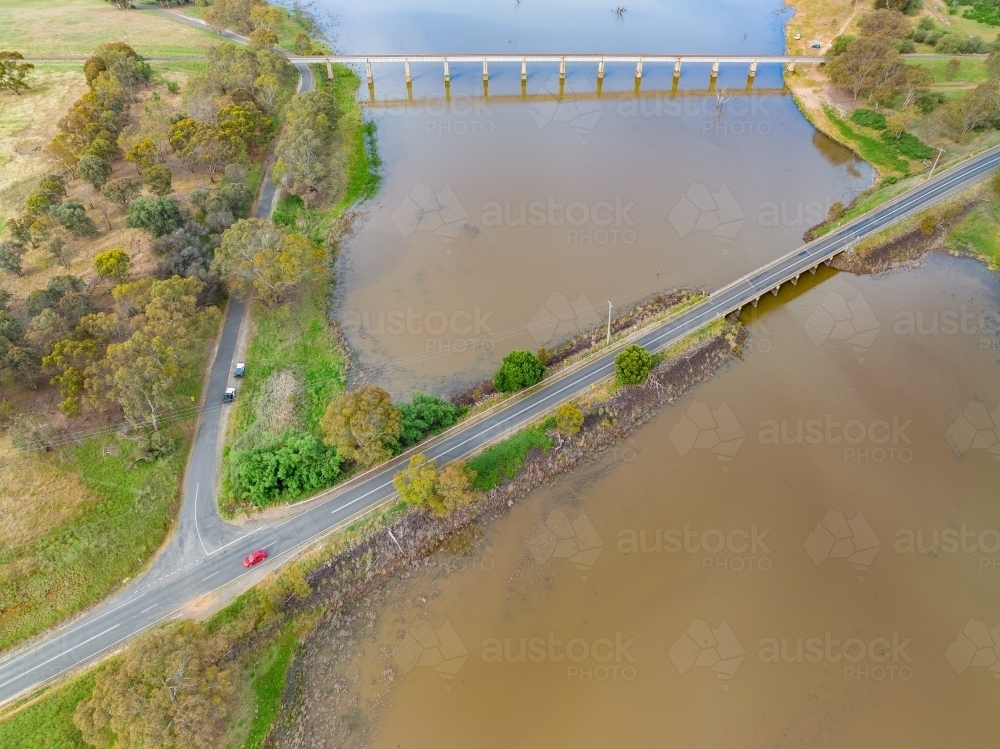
top-left (615, 344), bottom-right (654, 385)
top-left (74, 621), bottom-right (235, 749)
top-left (273, 90), bottom-right (340, 196)
top-left (102, 177), bottom-right (143, 206)
top-left (555, 402), bottom-right (584, 436)
top-left (320, 384), bottom-right (402, 467)
top-left (143, 164), bottom-right (173, 196)
top-left (229, 429), bottom-right (342, 506)
top-left (38, 173), bottom-right (69, 201)
top-left (45, 236), bottom-right (73, 268)
top-left (126, 196), bottom-right (182, 236)
top-left (393, 453), bottom-right (441, 510)
top-left (94, 247), bottom-right (131, 283)
top-left (398, 391), bottom-right (465, 447)
top-left (0, 240), bottom-right (25, 276)
top-left (87, 277), bottom-right (218, 430)
top-left (28, 308), bottom-right (67, 352)
top-left (51, 201), bottom-right (99, 237)
top-left (857, 9), bottom-right (910, 39)
top-left (217, 101), bottom-right (273, 158)
top-left (214, 218), bottom-right (325, 304)
top-left (77, 154), bottom-right (113, 191)
top-left (493, 350), bottom-right (545, 393)
top-left (827, 37), bottom-right (904, 102)
top-left (0, 51), bottom-right (34, 95)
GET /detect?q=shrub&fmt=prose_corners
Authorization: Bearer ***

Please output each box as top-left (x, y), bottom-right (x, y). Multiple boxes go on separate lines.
top-left (273, 193), bottom-right (304, 227)
top-left (25, 289), bottom-right (57, 318)
top-left (916, 91), bottom-right (945, 113)
top-left (849, 108), bottom-right (886, 130)
top-left (493, 350), bottom-right (546, 393)
top-left (143, 165), bottom-right (173, 196)
top-left (102, 177), bottom-right (143, 206)
top-left (0, 240), bottom-right (26, 275)
top-left (828, 34), bottom-right (855, 57)
top-left (217, 182), bottom-right (254, 216)
top-left (919, 213), bottom-right (938, 236)
top-left (615, 344), bottom-right (654, 385)
top-left (398, 392), bottom-right (465, 447)
top-left (885, 131), bottom-right (936, 160)
top-left (50, 201), bottom-right (98, 237)
top-left (555, 402), bottom-right (583, 436)
top-left (229, 429), bottom-right (342, 506)
top-left (126, 196), bottom-right (182, 236)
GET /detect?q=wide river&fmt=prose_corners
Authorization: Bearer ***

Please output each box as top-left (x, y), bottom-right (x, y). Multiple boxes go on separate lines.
top-left (283, 1), bottom-right (1000, 746)
top-left (324, 0), bottom-right (873, 396)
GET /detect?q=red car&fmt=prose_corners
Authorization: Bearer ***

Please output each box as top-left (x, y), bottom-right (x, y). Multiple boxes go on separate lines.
top-left (243, 549), bottom-right (268, 567)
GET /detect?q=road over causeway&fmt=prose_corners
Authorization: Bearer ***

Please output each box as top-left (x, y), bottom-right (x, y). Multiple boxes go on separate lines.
top-left (0, 96), bottom-right (997, 706)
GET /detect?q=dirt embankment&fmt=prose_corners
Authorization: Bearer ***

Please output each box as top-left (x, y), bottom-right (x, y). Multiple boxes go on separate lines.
top-left (254, 321), bottom-right (747, 747)
top-left (830, 198), bottom-right (979, 274)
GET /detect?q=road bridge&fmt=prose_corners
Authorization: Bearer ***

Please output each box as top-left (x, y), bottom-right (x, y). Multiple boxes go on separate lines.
top-left (1, 142), bottom-right (998, 708)
top-left (288, 52), bottom-right (989, 90)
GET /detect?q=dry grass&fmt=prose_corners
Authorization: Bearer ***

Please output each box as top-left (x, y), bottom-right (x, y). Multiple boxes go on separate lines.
top-left (0, 0), bottom-right (218, 58)
top-left (786, 0), bottom-right (857, 54)
top-left (0, 437), bottom-right (99, 552)
top-left (0, 68), bottom-right (89, 219)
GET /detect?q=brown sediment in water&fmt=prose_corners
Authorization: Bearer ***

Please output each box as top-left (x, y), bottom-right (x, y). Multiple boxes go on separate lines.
top-left (253, 322), bottom-right (747, 748)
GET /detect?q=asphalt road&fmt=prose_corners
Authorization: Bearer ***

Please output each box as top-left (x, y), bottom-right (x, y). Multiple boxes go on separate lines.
top-left (0, 52), bottom-right (997, 707)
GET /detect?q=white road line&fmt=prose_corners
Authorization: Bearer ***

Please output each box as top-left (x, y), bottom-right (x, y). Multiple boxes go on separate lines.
top-left (194, 482), bottom-right (209, 557)
top-left (0, 625), bottom-right (120, 690)
top-left (139, 604), bottom-right (158, 614)
top-left (202, 570), bottom-right (221, 581)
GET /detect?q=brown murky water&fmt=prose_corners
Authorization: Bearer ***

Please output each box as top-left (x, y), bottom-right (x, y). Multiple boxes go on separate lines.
top-left (286, 254), bottom-right (1000, 748)
top-left (336, 93), bottom-right (871, 397)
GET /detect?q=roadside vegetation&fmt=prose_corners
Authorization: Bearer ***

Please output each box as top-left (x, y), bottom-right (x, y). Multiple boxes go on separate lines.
top-left (784, 1), bottom-right (1000, 264)
top-left (0, 0), bottom-right (310, 651)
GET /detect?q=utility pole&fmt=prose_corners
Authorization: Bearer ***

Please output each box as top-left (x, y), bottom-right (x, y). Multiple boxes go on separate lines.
top-left (927, 147), bottom-right (944, 181)
top-left (606, 301), bottom-right (613, 345)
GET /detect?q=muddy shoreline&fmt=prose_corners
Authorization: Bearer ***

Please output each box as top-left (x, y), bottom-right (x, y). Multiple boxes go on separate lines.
top-left (252, 321), bottom-right (747, 747)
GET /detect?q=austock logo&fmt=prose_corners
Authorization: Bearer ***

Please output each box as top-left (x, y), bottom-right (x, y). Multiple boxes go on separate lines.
top-left (528, 510), bottom-right (605, 581)
top-left (526, 74), bottom-right (605, 144)
top-left (667, 183), bottom-right (745, 245)
top-left (802, 291), bottom-right (881, 362)
top-left (393, 619), bottom-right (469, 691)
top-left (391, 183), bottom-right (469, 250)
top-left (803, 510), bottom-right (881, 582)
top-left (527, 291), bottom-right (602, 345)
top-left (668, 619), bottom-right (746, 691)
top-left (668, 401), bottom-right (745, 471)
top-left (946, 620), bottom-right (1000, 681)
top-left (946, 401), bottom-right (1000, 461)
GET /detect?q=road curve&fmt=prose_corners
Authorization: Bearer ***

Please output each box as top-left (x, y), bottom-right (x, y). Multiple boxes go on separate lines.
top-left (0, 76), bottom-right (998, 707)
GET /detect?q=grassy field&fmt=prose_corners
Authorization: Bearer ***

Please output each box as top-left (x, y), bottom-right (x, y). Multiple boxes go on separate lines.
top-left (1, 0), bottom-right (218, 58)
top-left (0, 671), bottom-right (96, 749)
top-left (0, 321), bottom-right (214, 651)
top-left (947, 189), bottom-right (1000, 269)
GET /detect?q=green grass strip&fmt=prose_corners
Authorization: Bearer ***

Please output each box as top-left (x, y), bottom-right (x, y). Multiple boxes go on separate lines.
top-left (468, 426), bottom-right (554, 492)
top-left (823, 105), bottom-right (911, 175)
